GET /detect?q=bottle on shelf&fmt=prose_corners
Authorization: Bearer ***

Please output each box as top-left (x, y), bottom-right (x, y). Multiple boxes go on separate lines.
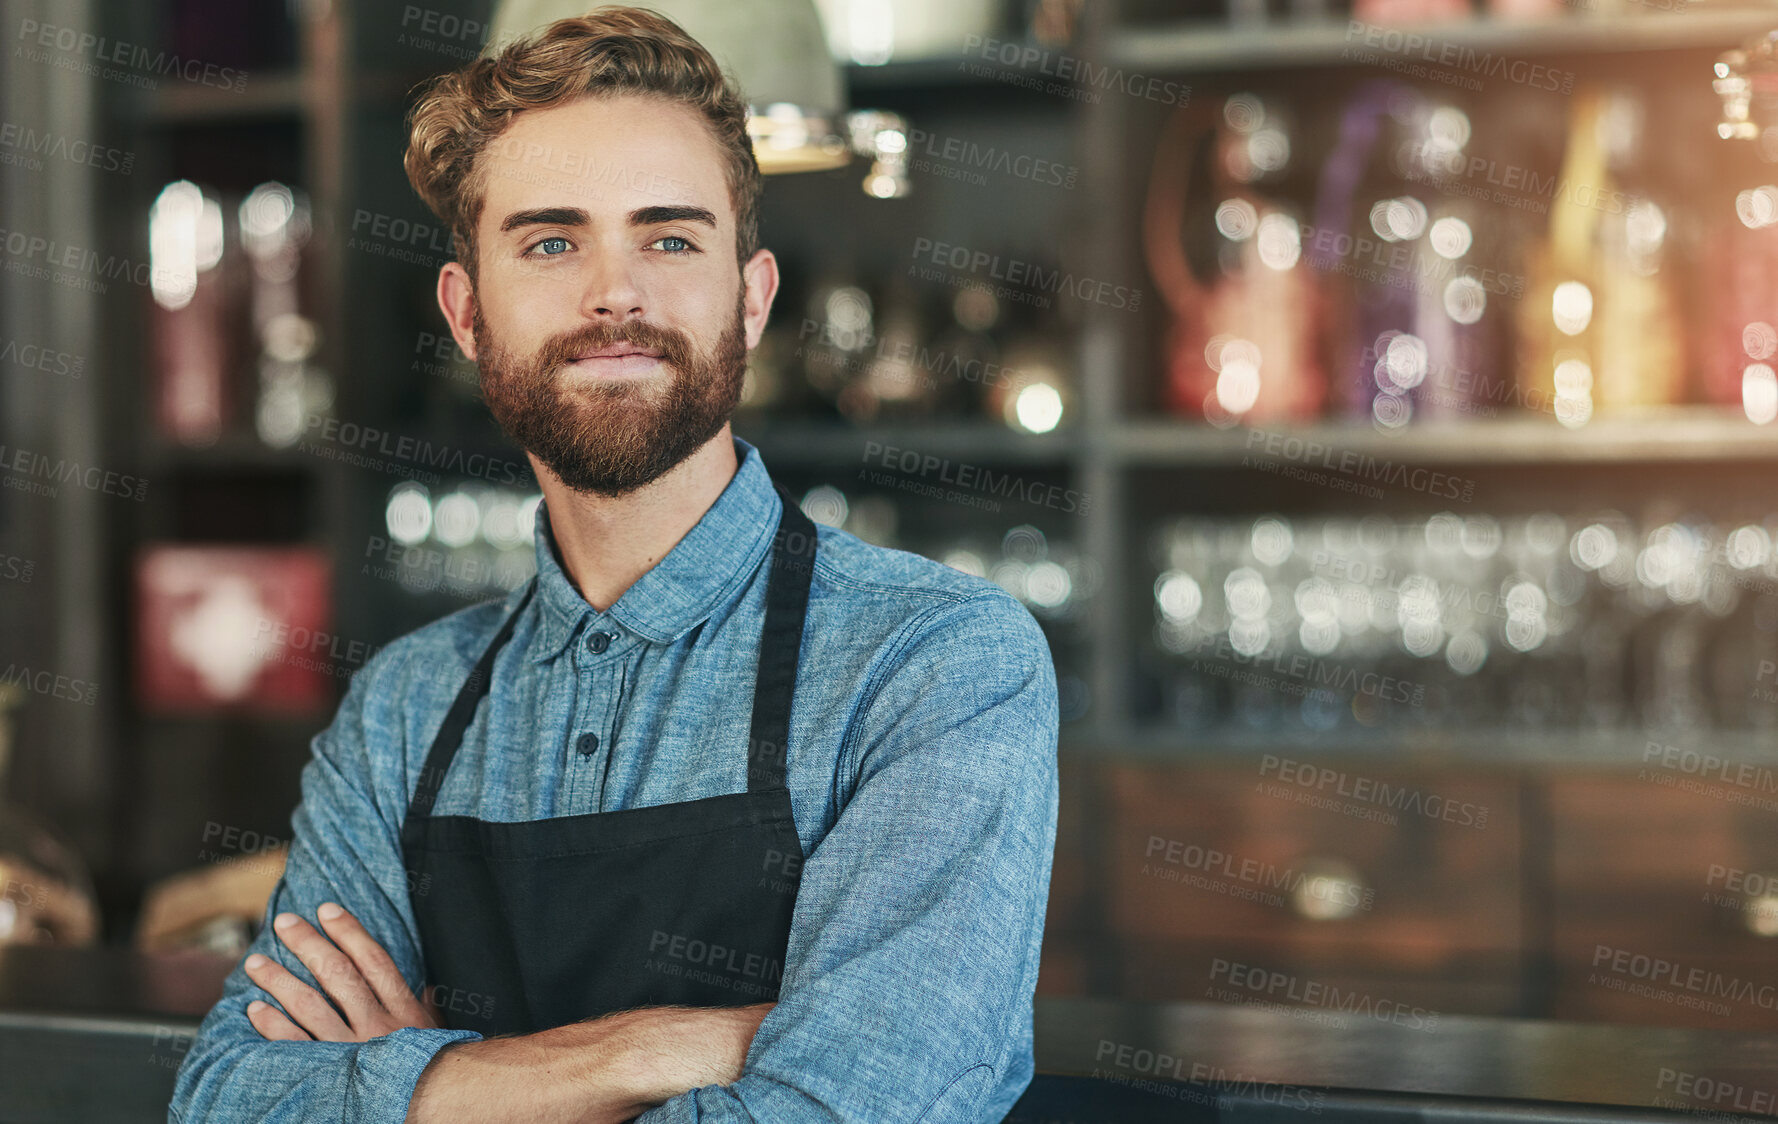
top-left (1144, 93), bottom-right (1326, 426)
top-left (147, 180), bottom-right (233, 446)
top-left (240, 182), bottom-right (333, 449)
top-left (1516, 86), bottom-right (1685, 427)
top-left (1311, 80), bottom-right (1503, 429)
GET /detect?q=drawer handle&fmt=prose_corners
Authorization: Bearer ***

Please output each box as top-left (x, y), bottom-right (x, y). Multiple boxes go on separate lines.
top-left (1290, 857), bottom-right (1371, 921)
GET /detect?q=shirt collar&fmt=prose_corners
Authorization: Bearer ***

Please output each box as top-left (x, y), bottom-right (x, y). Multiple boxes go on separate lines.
top-left (526, 435), bottom-right (781, 662)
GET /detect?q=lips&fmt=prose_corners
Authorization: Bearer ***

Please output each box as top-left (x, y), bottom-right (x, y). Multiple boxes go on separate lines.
top-left (577, 343), bottom-right (662, 360)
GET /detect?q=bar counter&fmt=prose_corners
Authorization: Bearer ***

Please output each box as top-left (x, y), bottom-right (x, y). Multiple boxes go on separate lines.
top-left (3, 946), bottom-right (1777, 1122)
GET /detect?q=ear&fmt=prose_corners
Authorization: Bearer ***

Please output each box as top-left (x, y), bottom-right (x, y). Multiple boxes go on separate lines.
top-left (437, 260), bottom-right (479, 361)
top-left (739, 248), bottom-right (779, 352)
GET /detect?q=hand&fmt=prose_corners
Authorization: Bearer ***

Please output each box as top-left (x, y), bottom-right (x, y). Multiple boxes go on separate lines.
top-left (244, 901), bottom-right (439, 1042)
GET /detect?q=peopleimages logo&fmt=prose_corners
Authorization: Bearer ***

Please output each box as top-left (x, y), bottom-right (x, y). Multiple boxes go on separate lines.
top-left (1208, 958), bottom-right (1440, 1030)
top-left (0, 121), bottom-right (134, 175)
top-left (859, 441), bottom-right (1089, 515)
top-left (908, 237), bottom-right (1142, 312)
top-left (1656, 1068), bottom-right (1778, 1115)
top-left (299, 416), bottom-right (531, 487)
top-left (0, 443), bottom-right (149, 501)
top-left (904, 127), bottom-right (1079, 190)
top-left (1342, 21), bottom-right (1576, 94)
top-left (1142, 835), bottom-right (1377, 913)
top-left (16, 19), bottom-right (249, 92)
top-left (1242, 428), bottom-right (1477, 502)
top-left (1591, 944), bottom-right (1773, 1015)
top-left (1092, 1039), bottom-right (1326, 1114)
top-left (960, 35), bottom-right (1191, 106)
top-left (1259, 755), bottom-right (1489, 828)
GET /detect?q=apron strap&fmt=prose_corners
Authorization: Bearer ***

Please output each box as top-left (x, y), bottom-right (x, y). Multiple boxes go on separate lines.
top-left (406, 580), bottom-right (537, 823)
top-left (748, 486), bottom-right (817, 793)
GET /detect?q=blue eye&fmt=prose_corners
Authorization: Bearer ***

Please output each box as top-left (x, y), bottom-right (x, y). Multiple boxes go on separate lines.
top-left (532, 237), bottom-right (570, 256)
top-left (652, 235), bottom-right (695, 254)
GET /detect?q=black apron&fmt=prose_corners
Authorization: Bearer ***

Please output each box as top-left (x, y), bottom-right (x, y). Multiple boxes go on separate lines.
top-left (400, 484), bottom-right (817, 1036)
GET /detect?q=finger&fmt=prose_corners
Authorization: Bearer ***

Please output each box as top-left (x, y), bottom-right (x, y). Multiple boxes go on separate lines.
top-left (271, 912), bottom-right (385, 1029)
top-left (244, 952), bottom-right (353, 1041)
top-left (421, 985), bottom-right (444, 1026)
top-left (245, 998), bottom-right (311, 1042)
top-left (315, 902), bottom-right (431, 1023)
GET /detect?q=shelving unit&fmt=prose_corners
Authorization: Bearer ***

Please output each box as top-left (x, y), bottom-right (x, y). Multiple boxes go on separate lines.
top-left (1039, 0), bottom-right (1778, 757)
top-left (1029, 0), bottom-right (1778, 1026)
top-left (1110, 5), bottom-right (1778, 72)
top-left (98, 0), bottom-right (358, 913)
top-left (751, 406), bottom-right (1778, 470)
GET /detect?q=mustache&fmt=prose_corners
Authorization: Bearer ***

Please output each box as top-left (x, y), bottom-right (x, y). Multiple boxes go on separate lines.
top-left (532, 320), bottom-right (696, 375)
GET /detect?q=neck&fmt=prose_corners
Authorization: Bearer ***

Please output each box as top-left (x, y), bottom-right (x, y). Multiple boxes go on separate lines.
top-left (531, 425), bottom-right (739, 612)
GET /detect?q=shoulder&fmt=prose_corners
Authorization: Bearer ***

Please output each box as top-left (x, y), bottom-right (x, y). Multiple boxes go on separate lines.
top-left (806, 523), bottom-right (1057, 729)
top-left (811, 521), bottom-right (1045, 637)
top-left (353, 592), bottom-right (515, 705)
top-left (318, 590), bottom-right (519, 783)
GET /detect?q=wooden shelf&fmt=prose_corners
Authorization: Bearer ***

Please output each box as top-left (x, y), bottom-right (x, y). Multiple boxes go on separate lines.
top-left (1115, 408), bottom-right (1778, 466)
top-left (740, 419), bottom-right (1082, 467)
top-left (742, 409), bottom-right (1778, 468)
top-left (1063, 723), bottom-right (1778, 765)
top-left (131, 69), bottom-right (307, 124)
top-left (1109, 5), bottom-right (1778, 74)
top-left (843, 43), bottom-right (1078, 93)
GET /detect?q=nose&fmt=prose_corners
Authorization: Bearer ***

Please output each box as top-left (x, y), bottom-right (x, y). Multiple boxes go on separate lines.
top-left (577, 242), bottom-right (645, 322)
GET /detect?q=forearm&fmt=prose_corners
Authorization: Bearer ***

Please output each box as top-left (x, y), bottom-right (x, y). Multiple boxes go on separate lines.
top-left (173, 1020), bottom-right (480, 1124)
top-left (405, 1004), bottom-right (771, 1124)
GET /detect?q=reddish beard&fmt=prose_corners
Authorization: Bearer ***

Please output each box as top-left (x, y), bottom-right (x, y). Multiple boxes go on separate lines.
top-left (473, 295), bottom-right (748, 496)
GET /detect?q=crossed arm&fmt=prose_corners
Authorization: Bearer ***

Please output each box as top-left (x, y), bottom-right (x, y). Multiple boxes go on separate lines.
top-left (241, 901), bottom-right (770, 1124)
top-left (168, 649), bottom-right (778, 1124)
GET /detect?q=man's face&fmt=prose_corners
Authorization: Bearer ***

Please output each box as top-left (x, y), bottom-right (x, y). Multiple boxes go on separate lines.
top-left (451, 93), bottom-right (768, 496)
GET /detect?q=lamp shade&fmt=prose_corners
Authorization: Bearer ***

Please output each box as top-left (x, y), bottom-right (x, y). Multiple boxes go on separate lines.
top-left (487, 0), bottom-right (851, 173)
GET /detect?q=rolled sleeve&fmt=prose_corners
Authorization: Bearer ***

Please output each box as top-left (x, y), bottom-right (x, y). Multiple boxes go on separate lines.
top-left (169, 645), bottom-right (483, 1123)
top-left (637, 591), bottom-right (1060, 1124)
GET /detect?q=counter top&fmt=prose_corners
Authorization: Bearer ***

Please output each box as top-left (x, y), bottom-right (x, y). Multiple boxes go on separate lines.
top-left (4, 946), bottom-right (1778, 1122)
top-left (1026, 995), bottom-right (1778, 1121)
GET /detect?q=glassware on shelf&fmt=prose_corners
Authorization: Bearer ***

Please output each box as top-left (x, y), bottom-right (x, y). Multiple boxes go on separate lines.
top-left (379, 481), bottom-right (542, 600)
top-left (798, 484), bottom-right (1094, 721)
top-left (838, 278), bottom-right (943, 423)
top-left (1144, 505), bottom-right (1778, 743)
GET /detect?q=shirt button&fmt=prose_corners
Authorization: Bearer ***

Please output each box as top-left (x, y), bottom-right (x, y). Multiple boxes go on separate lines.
top-left (576, 733), bottom-right (600, 756)
top-left (587, 631), bottom-right (611, 654)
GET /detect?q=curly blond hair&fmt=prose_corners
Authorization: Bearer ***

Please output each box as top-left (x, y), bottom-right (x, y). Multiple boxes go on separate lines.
top-left (404, 6), bottom-right (760, 278)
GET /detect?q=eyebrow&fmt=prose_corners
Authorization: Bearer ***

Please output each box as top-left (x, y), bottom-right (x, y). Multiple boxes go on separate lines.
top-left (498, 204), bottom-right (718, 233)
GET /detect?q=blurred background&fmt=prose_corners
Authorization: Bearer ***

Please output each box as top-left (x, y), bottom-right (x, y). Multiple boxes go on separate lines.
top-left (7, 0), bottom-right (1778, 1038)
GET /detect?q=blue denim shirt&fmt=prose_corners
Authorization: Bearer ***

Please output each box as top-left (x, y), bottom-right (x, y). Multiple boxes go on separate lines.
top-left (169, 435), bottom-right (1059, 1124)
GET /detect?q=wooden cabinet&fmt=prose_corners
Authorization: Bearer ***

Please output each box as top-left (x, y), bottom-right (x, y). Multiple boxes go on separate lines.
top-left (1102, 764), bottom-right (1519, 956)
top-left (1546, 773), bottom-right (1778, 1030)
top-left (1041, 758), bottom-right (1778, 1028)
